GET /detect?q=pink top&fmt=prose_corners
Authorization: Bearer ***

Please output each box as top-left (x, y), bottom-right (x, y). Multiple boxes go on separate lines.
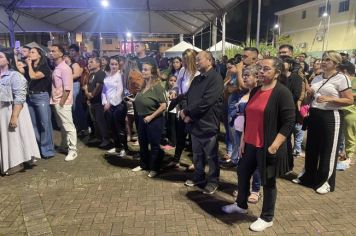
top-left (50, 60), bottom-right (73, 105)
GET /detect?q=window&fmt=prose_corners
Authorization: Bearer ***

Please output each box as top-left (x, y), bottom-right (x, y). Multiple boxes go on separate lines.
top-left (104, 39), bottom-right (112, 44)
top-left (302, 10), bottom-right (306, 19)
top-left (339, 0), bottom-right (349, 12)
top-left (318, 4), bottom-right (331, 17)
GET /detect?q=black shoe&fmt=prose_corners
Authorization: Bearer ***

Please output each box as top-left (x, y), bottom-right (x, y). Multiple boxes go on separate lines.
top-left (42, 155), bottom-right (54, 160)
top-left (99, 140), bottom-right (111, 149)
top-left (184, 179), bottom-right (205, 187)
top-left (220, 162), bottom-right (238, 169)
top-left (202, 183), bottom-right (218, 194)
top-left (132, 153), bottom-right (140, 159)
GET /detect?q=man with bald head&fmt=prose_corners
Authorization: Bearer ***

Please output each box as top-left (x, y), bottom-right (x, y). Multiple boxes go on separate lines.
top-left (181, 51), bottom-right (224, 194)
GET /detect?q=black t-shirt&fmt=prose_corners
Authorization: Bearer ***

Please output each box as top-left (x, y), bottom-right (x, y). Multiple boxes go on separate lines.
top-left (88, 70), bottom-right (106, 104)
top-left (25, 63), bottom-right (52, 93)
top-left (136, 56), bottom-right (157, 71)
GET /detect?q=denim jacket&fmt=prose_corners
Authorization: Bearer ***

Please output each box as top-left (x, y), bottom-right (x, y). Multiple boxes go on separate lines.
top-left (0, 70), bottom-right (27, 104)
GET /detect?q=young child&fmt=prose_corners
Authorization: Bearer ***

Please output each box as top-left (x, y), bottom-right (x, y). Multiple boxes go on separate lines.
top-left (163, 75), bottom-right (178, 150)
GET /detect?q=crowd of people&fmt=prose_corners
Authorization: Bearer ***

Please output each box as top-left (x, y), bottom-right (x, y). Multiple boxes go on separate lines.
top-left (0, 41), bottom-right (355, 232)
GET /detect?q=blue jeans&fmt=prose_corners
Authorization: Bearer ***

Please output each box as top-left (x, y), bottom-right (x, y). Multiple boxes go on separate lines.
top-left (27, 92), bottom-right (55, 157)
top-left (230, 129), bottom-right (242, 164)
top-left (72, 81), bottom-right (87, 131)
top-left (251, 169), bottom-right (261, 192)
top-left (223, 102), bottom-right (232, 155)
top-left (293, 123), bottom-right (304, 153)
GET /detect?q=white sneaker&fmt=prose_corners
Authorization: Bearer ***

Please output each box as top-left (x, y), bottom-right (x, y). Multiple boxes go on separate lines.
top-left (106, 148), bottom-right (118, 154)
top-left (118, 150), bottom-right (126, 157)
top-left (65, 151), bottom-right (77, 161)
top-left (250, 218), bottom-right (273, 232)
top-left (132, 166), bottom-right (143, 172)
top-left (221, 203), bottom-right (247, 214)
top-left (316, 182), bottom-right (330, 194)
top-left (292, 178), bottom-right (301, 184)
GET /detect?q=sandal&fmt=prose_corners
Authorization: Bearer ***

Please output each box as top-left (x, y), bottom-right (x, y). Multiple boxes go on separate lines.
top-left (248, 192), bottom-right (260, 204)
top-left (186, 164), bottom-right (195, 172)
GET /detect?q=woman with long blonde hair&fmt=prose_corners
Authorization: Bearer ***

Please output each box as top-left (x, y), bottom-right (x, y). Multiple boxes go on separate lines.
top-left (166, 49), bottom-right (200, 169)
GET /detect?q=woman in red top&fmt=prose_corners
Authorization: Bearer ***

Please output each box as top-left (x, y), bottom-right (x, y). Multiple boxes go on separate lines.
top-left (222, 57), bottom-right (295, 232)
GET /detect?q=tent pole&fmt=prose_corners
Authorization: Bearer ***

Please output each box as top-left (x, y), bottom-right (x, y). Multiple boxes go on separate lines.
top-left (5, 9), bottom-right (16, 47)
top-left (200, 29), bottom-right (203, 49)
top-left (222, 13), bottom-right (226, 57)
top-left (246, 0), bottom-right (252, 46)
top-left (192, 34), bottom-right (195, 46)
top-left (256, 0), bottom-right (261, 48)
top-left (212, 17), bottom-right (217, 58)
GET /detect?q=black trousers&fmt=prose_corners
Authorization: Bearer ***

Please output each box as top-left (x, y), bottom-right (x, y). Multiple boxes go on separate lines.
top-left (300, 108), bottom-right (342, 191)
top-left (172, 118), bottom-right (188, 162)
top-left (104, 102), bottom-right (128, 150)
top-left (138, 115), bottom-right (165, 171)
top-left (191, 134), bottom-right (220, 185)
top-left (236, 143), bottom-right (277, 222)
top-left (88, 103), bottom-right (109, 140)
top-left (166, 112), bottom-right (177, 146)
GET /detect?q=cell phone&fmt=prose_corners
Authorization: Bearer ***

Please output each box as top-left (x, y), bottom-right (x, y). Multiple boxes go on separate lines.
top-left (15, 41), bottom-right (21, 50)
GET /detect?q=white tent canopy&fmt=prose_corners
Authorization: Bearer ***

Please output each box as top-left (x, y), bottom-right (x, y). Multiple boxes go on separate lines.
top-left (207, 40), bottom-right (239, 52)
top-left (165, 41), bottom-right (202, 57)
top-left (0, 0), bottom-right (244, 34)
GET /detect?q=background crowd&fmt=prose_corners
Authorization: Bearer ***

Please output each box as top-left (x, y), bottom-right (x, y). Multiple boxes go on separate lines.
top-left (0, 41), bottom-right (355, 232)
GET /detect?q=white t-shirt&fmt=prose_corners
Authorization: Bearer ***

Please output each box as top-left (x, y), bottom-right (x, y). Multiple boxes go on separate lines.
top-left (311, 73), bottom-right (351, 110)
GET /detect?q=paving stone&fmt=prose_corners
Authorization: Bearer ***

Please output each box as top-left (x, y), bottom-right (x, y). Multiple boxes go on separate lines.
top-left (0, 131), bottom-right (355, 235)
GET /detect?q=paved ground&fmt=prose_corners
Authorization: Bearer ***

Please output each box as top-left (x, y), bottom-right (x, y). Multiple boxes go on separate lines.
top-left (1, 131), bottom-right (356, 236)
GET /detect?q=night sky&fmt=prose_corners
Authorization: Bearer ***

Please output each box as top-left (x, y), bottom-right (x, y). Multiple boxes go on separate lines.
top-left (193, 0), bottom-right (313, 49)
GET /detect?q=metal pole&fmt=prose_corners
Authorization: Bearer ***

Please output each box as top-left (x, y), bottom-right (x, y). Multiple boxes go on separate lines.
top-left (192, 34), bottom-right (195, 46)
top-left (222, 13), bottom-right (226, 56)
top-left (209, 22), bottom-right (212, 49)
top-left (200, 29), bottom-right (203, 49)
top-left (179, 34), bottom-right (183, 42)
top-left (5, 9), bottom-right (15, 47)
top-left (256, 0), bottom-right (261, 48)
top-left (212, 18), bottom-right (217, 57)
top-left (246, 0), bottom-right (252, 46)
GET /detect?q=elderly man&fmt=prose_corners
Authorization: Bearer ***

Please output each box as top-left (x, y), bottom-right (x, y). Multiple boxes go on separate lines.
top-left (181, 51), bottom-right (224, 194)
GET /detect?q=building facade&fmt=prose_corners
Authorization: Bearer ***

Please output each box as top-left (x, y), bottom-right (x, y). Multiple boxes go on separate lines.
top-left (275, 0), bottom-right (356, 53)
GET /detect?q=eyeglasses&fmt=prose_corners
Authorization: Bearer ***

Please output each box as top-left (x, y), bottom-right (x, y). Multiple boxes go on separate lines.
top-left (258, 66), bottom-right (273, 72)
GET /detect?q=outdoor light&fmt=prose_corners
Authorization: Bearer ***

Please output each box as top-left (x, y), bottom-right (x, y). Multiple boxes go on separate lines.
top-left (101, 0), bottom-right (109, 8)
top-left (322, 12), bottom-right (328, 17)
top-left (274, 24), bottom-right (279, 29)
top-left (126, 32), bottom-right (132, 38)
top-left (100, 37), bottom-right (103, 40)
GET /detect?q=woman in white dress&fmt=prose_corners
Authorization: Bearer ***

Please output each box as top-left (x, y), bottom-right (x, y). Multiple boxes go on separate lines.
top-left (0, 48), bottom-right (40, 175)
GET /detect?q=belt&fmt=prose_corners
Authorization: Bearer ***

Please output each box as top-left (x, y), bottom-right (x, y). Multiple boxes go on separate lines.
top-left (28, 91), bottom-right (47, 94)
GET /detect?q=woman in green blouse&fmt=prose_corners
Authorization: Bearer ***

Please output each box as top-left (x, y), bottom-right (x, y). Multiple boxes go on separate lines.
top-left (132, 63), bottom-right (167, 178)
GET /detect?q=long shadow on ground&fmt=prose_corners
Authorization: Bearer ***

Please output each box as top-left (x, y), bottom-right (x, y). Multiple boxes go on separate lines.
top-left (186, 190), bottom-right (257, 225)
top-left (104, 154), bottom-right (140, 170)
